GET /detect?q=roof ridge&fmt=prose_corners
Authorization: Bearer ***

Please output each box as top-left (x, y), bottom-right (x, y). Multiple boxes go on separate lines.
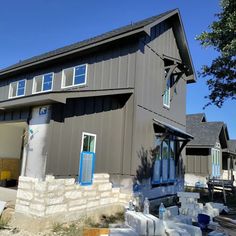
top-left (0, 9), bottom-right (177, 74)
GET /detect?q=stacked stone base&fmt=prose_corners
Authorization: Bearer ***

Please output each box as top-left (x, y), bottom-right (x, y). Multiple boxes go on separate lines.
top-left (14, 173), bottom-right (131, 228)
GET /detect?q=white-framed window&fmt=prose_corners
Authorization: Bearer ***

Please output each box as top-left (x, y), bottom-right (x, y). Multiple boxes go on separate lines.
top-left (8, 79), bottom-right (26, 98)
top-left (162, 69), bottom-right (175, 108)
top-left (212, 148), bottom-right (221, 177)
top-left (81, 132), bottom-right (96, 153)
top-left (61, 64), bottom-right (87, 88)
top-left (32, 73), bottom-right (54, 94)
top-left (163, 69), bottom-right (171, 108)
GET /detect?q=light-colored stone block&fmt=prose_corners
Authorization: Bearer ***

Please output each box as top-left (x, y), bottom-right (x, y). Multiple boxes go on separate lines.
top-left (19, 176), bottom-right (38, 183)
top-left (100, 198), bottom-right (117, 205)
top-left (68, 199), bottom-right (87, 207)
top-left (47, 190), bottom-right (64, 198)
top-left (69, 205), bottom-right (86, 212)
top-left (46, 196), bottom-right (64, 205)
top-left (98, 183), bottom-right (112, 191)
top-left (64, 178), bottom-right (75, 185)
top-left (87, 196), bottom-right (100, 201)
top-left (101, 191), bottom-right (112, 198)
top-left (83, 191), bottom-right (97, 197)
top-left (45, 175), bottom-right (55, 182)
top-left (17, 189), bottom-right (33, 201)
top-left (112, 188), bottom-right (120, 193)
top-left (87, 200), bottom-right (99, 208)
top-left (18, 181), bottom-right (32, 190)
top-left (16, 199), bottom-right (30, 206)
top-left (15, 204), bottom-right (30, 213)
top-left (30, 203), bottom-right (46, 212)
top-left (35, 182), bottom-right (47, 192)
top-left (93, 173), bottom-right (110, 179)
top-left (65, 190), bottom-right (82, 199)
top-left (45, 204), bottom-right (67, 215)
top-left (29, 209), bottom-right (45, 217)
top-left (47, 183), bottom-right (64, 192)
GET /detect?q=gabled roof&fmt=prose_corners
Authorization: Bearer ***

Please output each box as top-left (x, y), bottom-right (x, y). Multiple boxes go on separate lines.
top-left (186, 113), bottom-right (206, 124)
top-left (186, 114), bottom-right (228, 148)
top-left (226, 140), bottom-right (236, 154)
top-left (0, 9), bottom-right (195, 82)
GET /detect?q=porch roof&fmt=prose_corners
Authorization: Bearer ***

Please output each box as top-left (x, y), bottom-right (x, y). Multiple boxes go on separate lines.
top-left (153, 118), bottom-right (193, 140)
top-left (0, 88), bottom-right (134, 110)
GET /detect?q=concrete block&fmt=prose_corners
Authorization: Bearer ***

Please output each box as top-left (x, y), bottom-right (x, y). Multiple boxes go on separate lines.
top-left (17, 189), bottom-right (33, 201)
top-left (33, 197), bottom-right (45, 204)
top-left (172, 215), bottom-right (192, 225)
top-left (144, 214), bottom-right (165, 236)
top-left (177, 192), bottom-right (200, 199)
top-left (125, 211), bottom-right (148, 236)
top-left (45, 204), bottom-right (67, 215)
top-left (98, 183), bottom-right (112, 191)
top-left (65, 190), bottom-right (82, 199)
top-left (174, 222), bottom-right (202, 236)
top-left (166, 206), bottom-right (179, 217)
top-left (46, 196), bottom-right (64, 205)
top-left (68, 199), bottom-right (87, 207)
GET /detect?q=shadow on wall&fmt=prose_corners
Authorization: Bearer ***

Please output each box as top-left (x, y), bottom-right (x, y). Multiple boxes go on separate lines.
top-left (135, 146), bottom-right (156, 183)
top-left (51, 94), bottom-right (131, 123)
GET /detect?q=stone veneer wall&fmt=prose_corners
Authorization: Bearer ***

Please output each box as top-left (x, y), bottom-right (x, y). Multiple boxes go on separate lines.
top-left (15, 174), bottom-right (131, 219)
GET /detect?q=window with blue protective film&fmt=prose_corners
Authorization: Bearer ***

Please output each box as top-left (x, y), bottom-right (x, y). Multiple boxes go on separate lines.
top-left (17, 80), bottom-right (26, 96)
top-left (74, 65), bottom-right (86, 85)
top-left (43, 73), bottom-right (53, 91)
top-left (152, 136), bottom-right (176, 185)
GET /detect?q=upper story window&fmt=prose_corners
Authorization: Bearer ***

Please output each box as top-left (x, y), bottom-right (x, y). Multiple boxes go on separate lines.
top-left (163, 70), bottom-right (170, 108)
top-left (163, 69), bottom-right (175, 108)
top-left (9, 79), bottom-right (26, 98)
top-left (33, 73), bottom-right (53, 94)
top-left (61, 64), bottom-right (87, 88)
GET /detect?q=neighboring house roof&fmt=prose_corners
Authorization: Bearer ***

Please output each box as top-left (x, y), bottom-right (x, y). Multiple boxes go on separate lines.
top-left (186, 113), bottom-right (206, 124)
top-left (186, 114), bottom-right (228, 148)
top-left (225, 140), bottom-right (236, 154)
top-left (0, 9), bottom-right (195, 82)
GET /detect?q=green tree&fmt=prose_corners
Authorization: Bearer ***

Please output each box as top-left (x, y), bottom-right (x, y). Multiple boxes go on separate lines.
top-left (196, 0), bottom-right (236, 107)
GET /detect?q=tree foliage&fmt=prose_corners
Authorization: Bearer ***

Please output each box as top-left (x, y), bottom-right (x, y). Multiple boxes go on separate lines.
top-left (196, 0), bottom-right (236, 107)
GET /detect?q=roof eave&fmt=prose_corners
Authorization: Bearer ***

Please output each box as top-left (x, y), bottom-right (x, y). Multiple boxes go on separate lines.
top-left (0, 28), bottom-right (146, 77)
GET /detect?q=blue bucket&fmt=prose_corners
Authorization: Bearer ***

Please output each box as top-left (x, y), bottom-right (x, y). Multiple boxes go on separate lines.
top-left (198, 213), bottom-right (210, 230)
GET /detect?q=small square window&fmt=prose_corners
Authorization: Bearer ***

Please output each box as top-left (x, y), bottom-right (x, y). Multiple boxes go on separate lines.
top-left (33, 73), bottom-right (53, 94)
top-left (62, 64), bottom-right (87, 88)
top-left (9, 80), bottom-right (26, 98)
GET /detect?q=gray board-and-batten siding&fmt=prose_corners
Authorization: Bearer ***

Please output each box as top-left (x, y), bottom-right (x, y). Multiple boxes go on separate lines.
top-left (0, 10), bottom-right (195, 178)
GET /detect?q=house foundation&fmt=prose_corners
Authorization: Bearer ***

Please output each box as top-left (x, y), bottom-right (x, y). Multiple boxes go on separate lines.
top-left (13, 173), bottom-right (131, 230)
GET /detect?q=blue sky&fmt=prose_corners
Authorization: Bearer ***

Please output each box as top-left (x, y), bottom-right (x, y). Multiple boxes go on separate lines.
top-left (0, 0), bottom-right (235, 138)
